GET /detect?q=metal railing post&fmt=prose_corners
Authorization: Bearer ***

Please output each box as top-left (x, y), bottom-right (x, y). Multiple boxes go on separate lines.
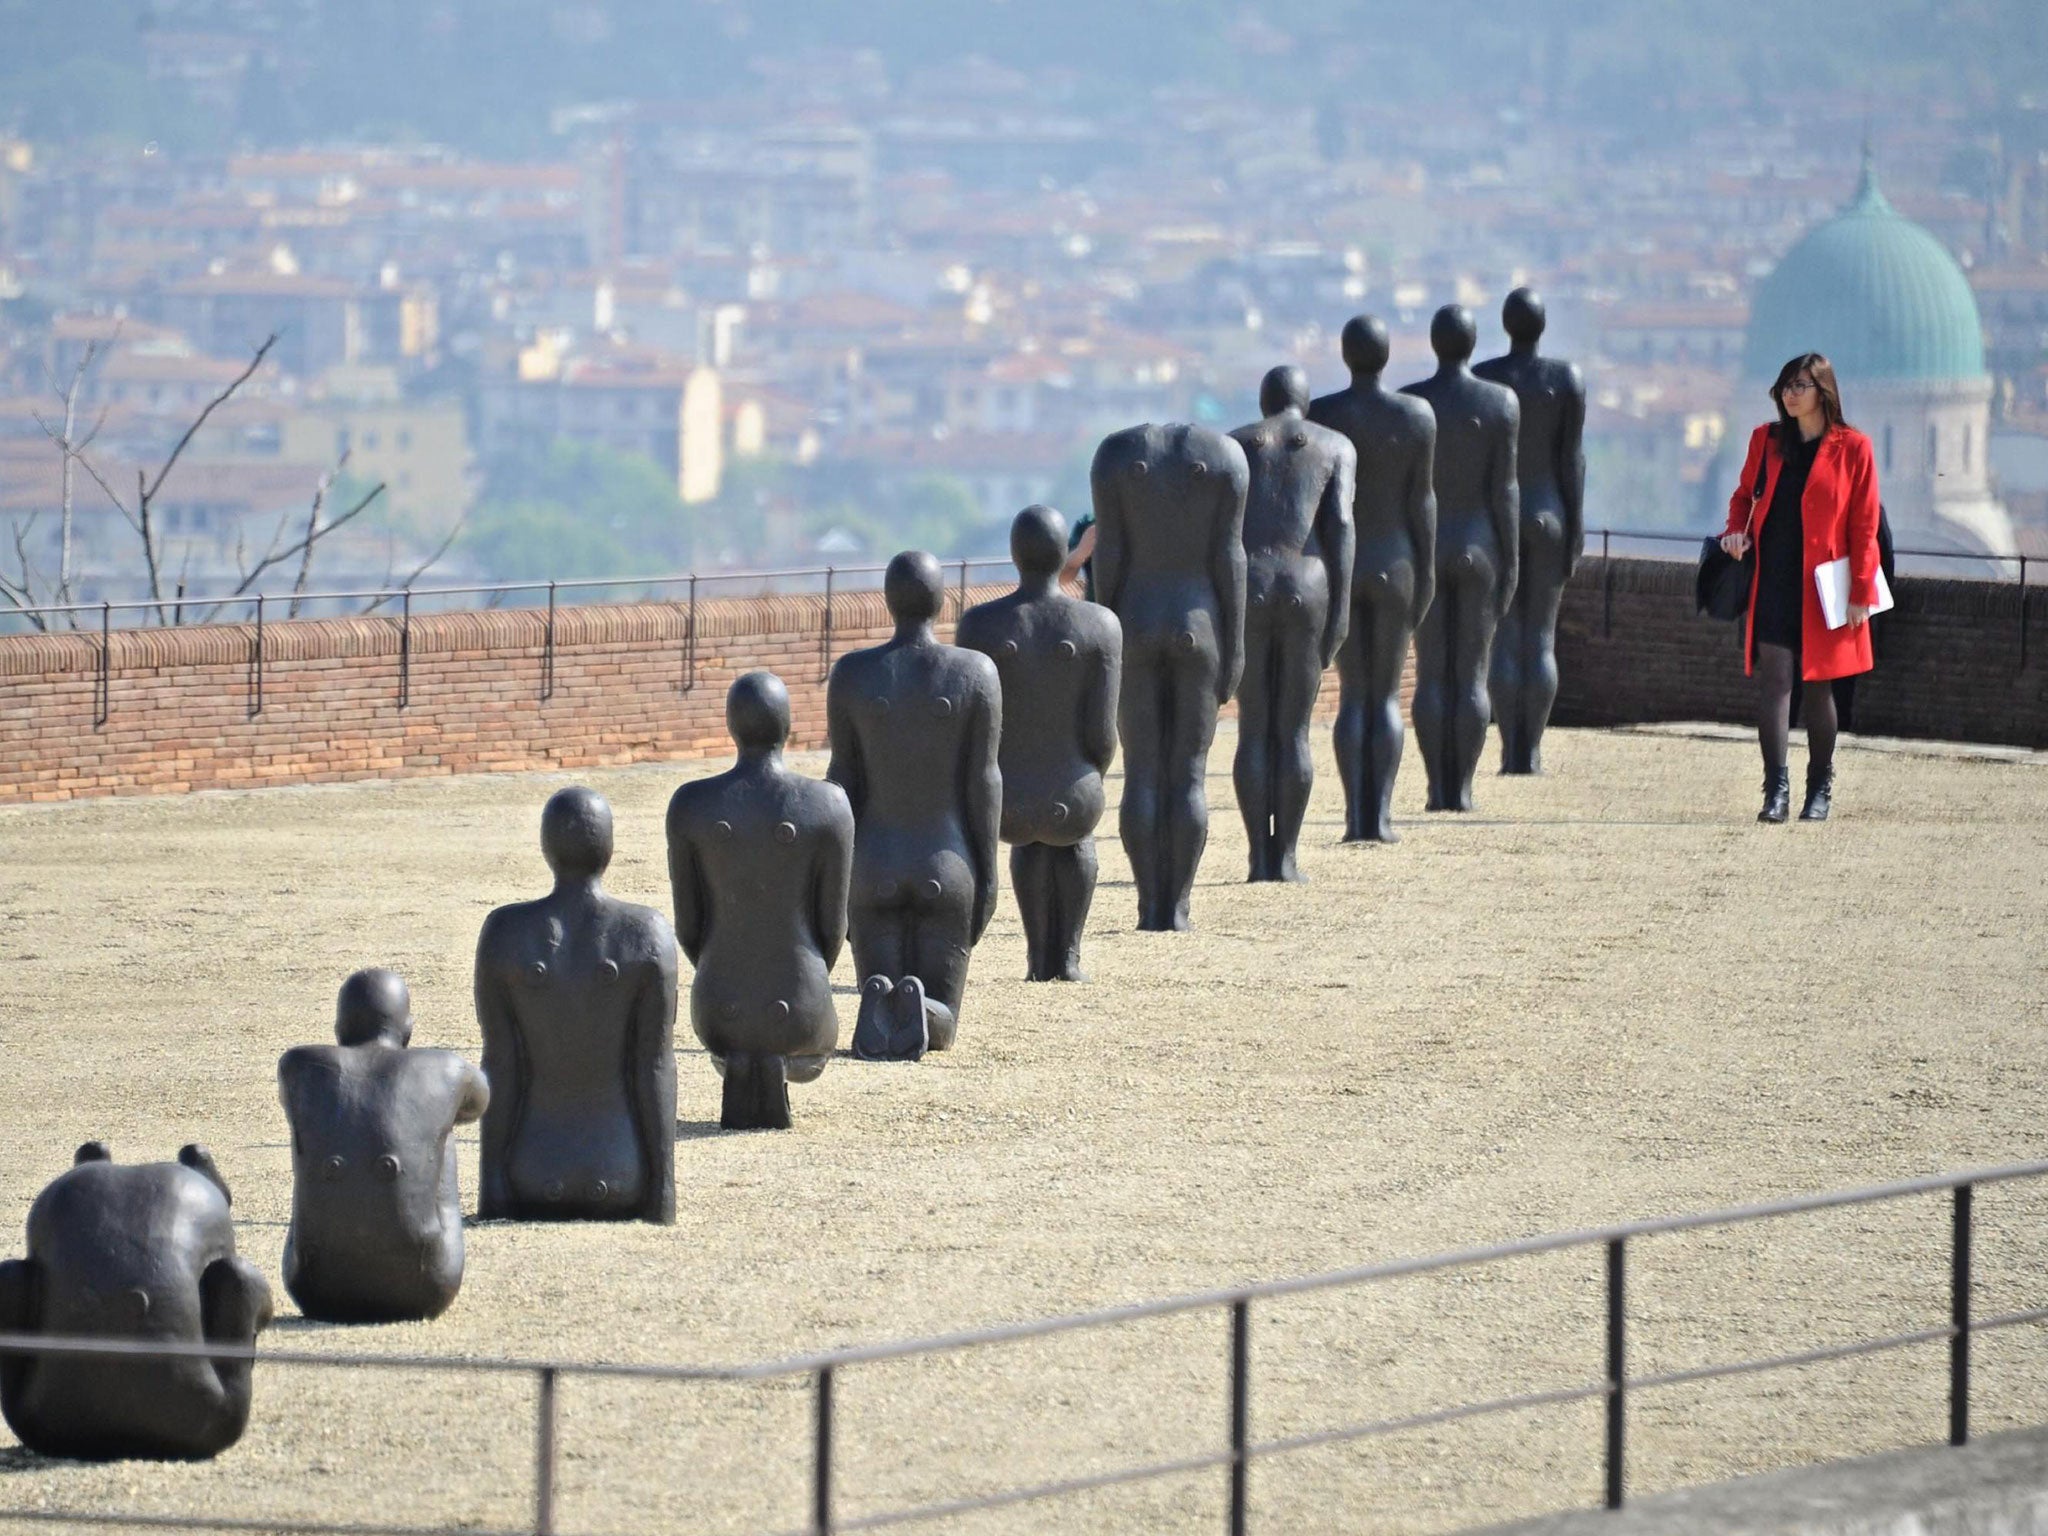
top-left (1604, 1237), bottom-right (1626, 1509)
top-left (2019, 555), bottom-right (2029, 672)
top-left (534, 1366), bottom-right (558, 1534)
top-left (957, 557), bottom-right (969, 623)
top-left (95, 600), bottom-right (110, 728)
top-left (541, 581), bottom-right (557, 702)
top-left (683, 572), bottom-right (698, 694)
top-left (398, 589), bottom-right (412, 710)
top-left (820, 567), bottom-right (835, 684)
top-left (1229, 1299), bottom-right (1250, 1536)
top-left (814, 1365), bottom-right (835, 1535)
top-left (1951, 1183), bottom-right (1973, 1446)
top-left (250, 594), bottom-right (265, 717)
top-left (1601, 530), bottom-right (1613, 640)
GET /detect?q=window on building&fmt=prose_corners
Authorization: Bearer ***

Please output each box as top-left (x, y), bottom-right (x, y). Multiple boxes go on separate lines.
top-left (1963, 423), bottom-right (1972, 471)
top-left (1928, 423), bottom-right (1938, 472)
top-left (396, 429), bottom-right (412, 451)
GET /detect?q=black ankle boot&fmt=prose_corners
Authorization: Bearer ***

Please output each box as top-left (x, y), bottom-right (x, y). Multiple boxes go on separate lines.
top-left (1799, 765), bottom-right (1834, 822)
top-left (1758, 767), bottom-right (1791, 823)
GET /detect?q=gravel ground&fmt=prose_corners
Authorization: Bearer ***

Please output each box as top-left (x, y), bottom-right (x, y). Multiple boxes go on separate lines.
top-left (0, 722), bottom-right (2043, 1536)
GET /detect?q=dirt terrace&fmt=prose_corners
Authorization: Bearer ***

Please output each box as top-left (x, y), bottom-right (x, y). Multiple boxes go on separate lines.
top-left (0, 722), bottom-right (2043, 1535)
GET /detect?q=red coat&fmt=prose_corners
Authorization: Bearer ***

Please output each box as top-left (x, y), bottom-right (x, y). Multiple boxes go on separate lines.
top-left (1722, 422), bottom-right (1882, 681)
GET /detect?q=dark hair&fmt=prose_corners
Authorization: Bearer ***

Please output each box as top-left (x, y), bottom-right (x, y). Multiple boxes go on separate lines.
top-left (1770, 353), bottom-right (1847, 447)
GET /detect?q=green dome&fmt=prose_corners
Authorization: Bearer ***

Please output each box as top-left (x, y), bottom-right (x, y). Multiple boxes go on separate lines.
top-left (1743, 163), bottom-right (1986, 384)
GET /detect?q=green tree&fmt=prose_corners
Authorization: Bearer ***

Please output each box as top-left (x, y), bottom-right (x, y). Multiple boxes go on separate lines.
top-left (463, 439), bottom-right (693, 580)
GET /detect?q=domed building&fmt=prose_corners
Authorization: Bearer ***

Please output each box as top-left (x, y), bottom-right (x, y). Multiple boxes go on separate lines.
top-left (1742, 156), bottom-right (2016, 558)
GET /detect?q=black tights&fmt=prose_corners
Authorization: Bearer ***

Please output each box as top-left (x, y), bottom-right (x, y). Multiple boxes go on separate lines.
top-left (1756, 642), bottom-right (1836, 776)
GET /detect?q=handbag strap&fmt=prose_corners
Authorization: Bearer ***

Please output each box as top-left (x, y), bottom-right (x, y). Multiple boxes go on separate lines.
top-left (1743, 435), bottom-right (1771, 538)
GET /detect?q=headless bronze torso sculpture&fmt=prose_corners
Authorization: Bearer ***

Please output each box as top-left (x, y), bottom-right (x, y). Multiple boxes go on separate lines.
top-left (1310, 316), bottom-right (1437, 843)
top-left (1229, 366), bottom-right (1355, 881)
top-left (475, 787), bottom-right (679, 1222)
top-left (958, 506), bottom-right (1123, 980)
top-left (1475, 287), bottom-right (1586, 775)
top-left (1401, 305), bottom-right (1520, 812)
top-left (1090, 423), bottom-right (1248, 930)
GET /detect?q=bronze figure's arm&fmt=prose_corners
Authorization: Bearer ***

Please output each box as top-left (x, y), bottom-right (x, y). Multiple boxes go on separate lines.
top-left (813, 791), bottom-right (853, 972)
top-left (0, 1257), bottom-right (36, 1337)
top-left (1082, 618), bottom-right (1122, 774)
top-left (964, 672), bottom-right (1004, 944)
top-left (454, 1055), bottom-right (490, 1126)
top-left (824, 665), bottom-right (866, 820)
top-left (665, 799), bottom-right (708, 966)
top-left (1409, 413), bottom-right (1438, 626)
top-left (1088, 447), bottom-right (1127, 612)
top-left (1559, 365), bottom-right (1588, 573)
top-left (1316, 440), bottom-right (1357, 669)
top-left (1212, 447), bottom-right (1250, 703)
top-left (472, 918), bottom-right (520, 1216)
top-left (629, 933), bottom-right (680, 1224)
top-left (1492, 394), bottom-right (1521, 619)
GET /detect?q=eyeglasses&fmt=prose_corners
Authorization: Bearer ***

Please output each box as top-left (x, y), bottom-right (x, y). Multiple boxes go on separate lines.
top-left (1781, 379), bottom-right (1818, 396)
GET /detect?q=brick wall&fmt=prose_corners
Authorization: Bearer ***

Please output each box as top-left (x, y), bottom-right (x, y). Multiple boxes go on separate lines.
top-left (1554, 557), bottom-right (2048, 749)
top-left (0, 586), bottom-right (1399, 804)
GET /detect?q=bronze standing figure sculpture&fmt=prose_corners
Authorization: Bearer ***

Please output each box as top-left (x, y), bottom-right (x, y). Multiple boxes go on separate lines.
top-left (1090, 422), bottom-right (1249, 930)
top-left (1229, 367), bottom-right (1355, 881)
top-left (278, 968), bottom-right (488, 1323)
top-left (827, 551), bottom-right (1002, 1059)
top-left (1401, 305), bottom-right (1520, 812)
top-left (475, 787), bottom-right (679, 1222)
top-left (0, 1143), bottom-right (273, 1460)
top-left (668, 671), bottom-right (853, 1125)
top-left (1311, 316), bottom-right (1437, 843)
top-left (1475, 287), bottom-right (1586, 775)
top-left (958, 506), bottom-right (1123, 980)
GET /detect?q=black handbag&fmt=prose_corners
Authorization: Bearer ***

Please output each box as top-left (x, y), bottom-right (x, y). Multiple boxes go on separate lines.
top-left (1696, 451), bottom-right (1767, 620)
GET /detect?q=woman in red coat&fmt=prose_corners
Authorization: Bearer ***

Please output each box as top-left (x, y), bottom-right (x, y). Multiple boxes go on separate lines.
top-left (1718, 352), bottom-right (1881, 823)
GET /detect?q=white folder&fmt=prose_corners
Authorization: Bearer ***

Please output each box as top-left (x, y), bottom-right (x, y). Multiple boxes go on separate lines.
top-left (1814, 557), bottom-right (1895, 630)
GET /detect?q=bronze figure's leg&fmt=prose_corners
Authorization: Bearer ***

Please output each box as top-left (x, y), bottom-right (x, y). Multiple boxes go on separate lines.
top-left (1119, 650), bottom-right (1171, 929)
top-left (1412, 575), bottom-right (1454, 811)
top-left (1046, 836), bottom-right (1097, 981)
top-left (1011, 841), bottom-right (1054, 981)
top-left (1269, 604), bottom-right (1326, 881)
top-left (720, 1051), bottom-right (792, 1131)
top-left (1446, 547), bottom-right (1499, 812)
top-left (1234, 605), bottom-right (1280, 880)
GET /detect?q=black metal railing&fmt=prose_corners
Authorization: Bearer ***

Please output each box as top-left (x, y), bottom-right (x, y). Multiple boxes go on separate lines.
top-left (1, 532), bottom-right (2039, 726)
top-left (2, 1158), bottom-right (2044, 1535)
top-left (0, 557), bottom-right (1016, 724)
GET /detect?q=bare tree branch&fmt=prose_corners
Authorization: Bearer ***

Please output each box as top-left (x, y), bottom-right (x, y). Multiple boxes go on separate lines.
top-left (190, 482), bottom-right (385, 624)
top-left (359, 511), bottom-right (468, 614)
top-left (143, 333), bottom-right (275, 509)
top-left (289, 451), bottom-right (348, 618)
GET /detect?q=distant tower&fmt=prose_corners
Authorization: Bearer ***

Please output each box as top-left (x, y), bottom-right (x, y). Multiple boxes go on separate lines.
top-left (1742, 150), bottom-right (2016, 559)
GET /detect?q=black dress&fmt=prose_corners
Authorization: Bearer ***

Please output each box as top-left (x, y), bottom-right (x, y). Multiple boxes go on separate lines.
top-left (1752, 432), bottom-right (1819, 655)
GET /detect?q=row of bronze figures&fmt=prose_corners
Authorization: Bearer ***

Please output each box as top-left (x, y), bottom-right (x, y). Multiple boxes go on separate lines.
top-left (0, 295), bottom-right (1584, 1462)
